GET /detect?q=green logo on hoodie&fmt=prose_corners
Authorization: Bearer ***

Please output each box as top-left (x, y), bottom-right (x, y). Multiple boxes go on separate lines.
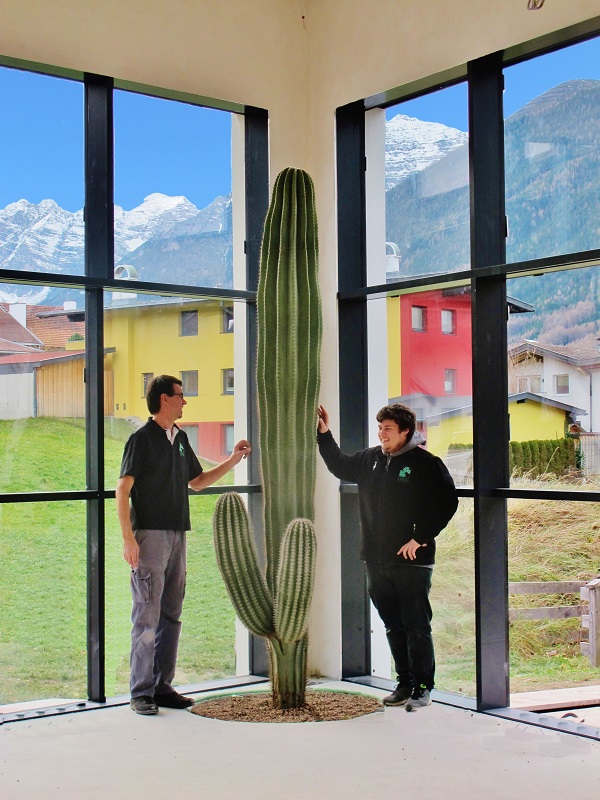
top-left (398, 466), bottom-right (411, 482)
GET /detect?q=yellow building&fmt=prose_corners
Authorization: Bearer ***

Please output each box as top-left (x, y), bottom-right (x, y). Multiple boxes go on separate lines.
top-left (426, 392), bottom-right (586, 458)
top-left (103, 297), bottom-right (235, 462)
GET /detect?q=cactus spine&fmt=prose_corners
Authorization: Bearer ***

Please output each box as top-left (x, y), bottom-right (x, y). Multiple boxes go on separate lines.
top-left (213, 167), bottom-right (321, 709)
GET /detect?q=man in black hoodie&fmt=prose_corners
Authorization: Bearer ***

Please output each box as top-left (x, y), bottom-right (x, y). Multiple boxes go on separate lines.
top-left (317, 403), bottom-right (458, 711)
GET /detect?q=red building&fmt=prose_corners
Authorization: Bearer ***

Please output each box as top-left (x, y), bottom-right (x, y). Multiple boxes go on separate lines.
top-left (391, 287), bottom-right (532, 427)
top-left (399, 287), bottom-right (472, 400)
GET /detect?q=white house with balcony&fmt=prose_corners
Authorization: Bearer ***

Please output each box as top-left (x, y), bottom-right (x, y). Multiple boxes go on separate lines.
top-left (508, 340), bottom-right (600, 433)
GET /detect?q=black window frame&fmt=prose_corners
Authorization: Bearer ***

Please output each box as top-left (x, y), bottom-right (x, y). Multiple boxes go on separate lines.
top-left (0, 59), bottom-right (269, 714)
top-left (336, 15), bottom-right (600, 727)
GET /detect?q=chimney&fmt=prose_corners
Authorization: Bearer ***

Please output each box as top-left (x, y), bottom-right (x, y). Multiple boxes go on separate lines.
top-left (8, 303), bottom-right (27, 328)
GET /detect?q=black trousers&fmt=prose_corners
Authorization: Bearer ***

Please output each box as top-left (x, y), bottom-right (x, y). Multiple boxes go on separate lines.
top-left (366, 561), bottom-right (435, 690)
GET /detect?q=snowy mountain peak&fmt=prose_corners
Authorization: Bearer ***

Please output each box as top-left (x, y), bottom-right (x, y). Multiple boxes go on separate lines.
top-left (385, 114), bottom-right (468, 191)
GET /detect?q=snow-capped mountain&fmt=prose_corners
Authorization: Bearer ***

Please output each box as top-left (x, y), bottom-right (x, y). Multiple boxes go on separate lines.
top-left (0, 113), bottom-right (466, 300)
top-left (0, 193), bottom-right (202, 277)
top-left (385, 114), bottom-right (468, 191)
top-left (0, 193), bottom-right (231, 294)
top-left (0, 198), bottom-right (85, 274)
top-left (114, 193), bottom-right (199, 258)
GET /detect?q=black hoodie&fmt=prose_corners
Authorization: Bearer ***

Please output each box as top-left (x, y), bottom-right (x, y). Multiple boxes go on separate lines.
top-left (318, 429), bottom-right (458, 566)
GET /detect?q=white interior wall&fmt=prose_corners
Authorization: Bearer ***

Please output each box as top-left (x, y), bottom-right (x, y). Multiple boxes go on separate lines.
top-left (1, 0), bottom-right (599, 680)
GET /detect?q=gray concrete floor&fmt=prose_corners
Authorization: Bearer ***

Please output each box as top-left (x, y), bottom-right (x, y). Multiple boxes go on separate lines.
top-left (2, 684), bottom-right (600, 800)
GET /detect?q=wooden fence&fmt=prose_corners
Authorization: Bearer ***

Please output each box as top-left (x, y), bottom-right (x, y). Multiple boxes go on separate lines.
top-left (509, 579), bottom-right (600, 666)
top-left (579, 433), bottom-right (600, 476)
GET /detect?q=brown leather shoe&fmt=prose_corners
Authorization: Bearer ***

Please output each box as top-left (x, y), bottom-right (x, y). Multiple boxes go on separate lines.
top-left (130, 695), bottom-right (159, 715)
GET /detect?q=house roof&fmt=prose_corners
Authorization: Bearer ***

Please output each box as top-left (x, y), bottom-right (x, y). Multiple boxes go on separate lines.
top-left (0, 304), bottom-right (86, 350)
top-left (0, 347), bottom-right (115, 375)
top-left (426, 392), bottom-right (587, 424)
top-left (25, 305), bottom-right (86, 349)
top-left (0, 306), bottom-right (43, 353)
top-left (0, 351), bottom-right (85, 365)
top-left (509, 340), bottom-right (600, 369)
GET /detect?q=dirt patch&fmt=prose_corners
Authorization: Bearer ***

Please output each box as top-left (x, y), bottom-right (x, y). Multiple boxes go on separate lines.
top-left (189, 690), bottom-right (382, 723)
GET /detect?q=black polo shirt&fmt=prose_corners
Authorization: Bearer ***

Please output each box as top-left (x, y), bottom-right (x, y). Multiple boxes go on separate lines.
top-left (119, 418), bottom-right (203, 531)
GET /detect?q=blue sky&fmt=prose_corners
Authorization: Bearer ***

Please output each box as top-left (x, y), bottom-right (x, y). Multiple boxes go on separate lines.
top-left (387, 36), bottom-right (600, 131)
top-left (1, 35), bottom-right (599, 212)
top-left (0, 69), bottom-right (232, 212)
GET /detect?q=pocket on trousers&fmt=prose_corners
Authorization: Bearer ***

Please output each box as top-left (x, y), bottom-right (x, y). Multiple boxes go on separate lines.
top-left (131, 569), bottom-right (152, 604)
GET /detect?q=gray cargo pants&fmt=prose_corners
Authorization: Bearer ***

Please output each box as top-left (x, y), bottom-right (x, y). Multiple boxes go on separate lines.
top-left (130, 529), bottom-right (187, 699)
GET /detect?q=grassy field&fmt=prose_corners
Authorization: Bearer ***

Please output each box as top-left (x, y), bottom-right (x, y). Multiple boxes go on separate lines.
top-left (0, 418), bottom-right (236, 704)
top-left (1, 418), bottom-right (599, 704)
top-left (432, 477), bottom-right (600, 696)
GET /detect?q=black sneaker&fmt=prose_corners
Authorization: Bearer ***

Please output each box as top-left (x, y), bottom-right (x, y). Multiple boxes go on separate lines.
top-left (405, 684), bottom-right (432, 712)
top-left (154, 691), bottom-right (195, 709)
top-left (383, 684), bottom-right (412, 706)
top-left (130, 695), bottom-right (158, 715)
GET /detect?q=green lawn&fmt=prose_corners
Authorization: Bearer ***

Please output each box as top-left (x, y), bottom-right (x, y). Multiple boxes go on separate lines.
top-left (1, 418), bottom-right (598, 705)
top-left (0, 418), bottom-right (236, 705)
top-left (432, 487), bottom-right (600, 696)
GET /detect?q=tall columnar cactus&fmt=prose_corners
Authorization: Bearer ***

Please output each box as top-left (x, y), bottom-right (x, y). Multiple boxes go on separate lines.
top-left (213, 167), bottom-right (321, 709)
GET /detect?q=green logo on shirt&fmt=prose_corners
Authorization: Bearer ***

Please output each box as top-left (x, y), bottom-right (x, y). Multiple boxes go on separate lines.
top-left (179, 442), bottom-right (185, 456)
top-left (398, 466), bottom-right (411, 482)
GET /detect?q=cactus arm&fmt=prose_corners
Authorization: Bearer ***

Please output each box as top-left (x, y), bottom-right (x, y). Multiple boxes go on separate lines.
top-left (274, 518), bottom-right (317, 644)
top-left (213, 492), bottom-right (274, 638)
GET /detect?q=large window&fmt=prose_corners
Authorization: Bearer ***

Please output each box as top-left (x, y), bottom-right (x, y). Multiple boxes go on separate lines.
top-left (0, 287), bottom-right (87, 493)
top-left (0, 62), bottom-right (265, 713)
top-left (341, 21), bottom-right (600, 716)
top-left (0, 501), bottom-right (87, 704)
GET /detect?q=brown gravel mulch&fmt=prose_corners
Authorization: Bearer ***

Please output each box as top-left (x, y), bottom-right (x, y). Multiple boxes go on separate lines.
top-left (189, 690), bottom-right (383, 723)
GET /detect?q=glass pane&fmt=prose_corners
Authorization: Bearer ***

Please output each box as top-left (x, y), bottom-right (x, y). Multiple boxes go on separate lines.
top-left (380, 287), bottom-right (474, 484)
top-left (0, 67), bottom-right (84, 285)
top-left (508, 499), bottom-right (600, 698)
top-left (0, 287), bottom-right (86, 492)
top-left (367, 289), bottom-right (475, 697)
top-left (113, 91), bottom-right (234, 289)
top-left (0, 501), bottom-right (86, 706)
top-left (432, 498), bottom-right (475, 697)
top-left (104, 495), bottom-right (237, 696)
top-left (104, 293), bottom-right (238, 491)
top-left (504, 36), bottom-right (600, 263)
top-left (385, 83), bottom-right (470, 278)
top-left (507, 266), bottom-right (600, 489)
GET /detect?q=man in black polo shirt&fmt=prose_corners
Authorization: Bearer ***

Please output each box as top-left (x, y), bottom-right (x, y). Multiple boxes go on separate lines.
top-left (116, 374), bottom-right (250, 716)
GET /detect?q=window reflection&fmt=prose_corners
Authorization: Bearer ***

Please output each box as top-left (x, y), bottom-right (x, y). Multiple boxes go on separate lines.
top-left (504, 37), bottom-right (600, 263)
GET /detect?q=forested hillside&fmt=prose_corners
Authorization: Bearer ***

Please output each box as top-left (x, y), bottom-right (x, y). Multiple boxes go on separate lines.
top-left (386, 80), bottom-right (600, 347)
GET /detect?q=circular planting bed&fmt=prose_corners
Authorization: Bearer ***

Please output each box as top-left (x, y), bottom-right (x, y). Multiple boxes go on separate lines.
top-left (190, 689), bottom-right (382, 723)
